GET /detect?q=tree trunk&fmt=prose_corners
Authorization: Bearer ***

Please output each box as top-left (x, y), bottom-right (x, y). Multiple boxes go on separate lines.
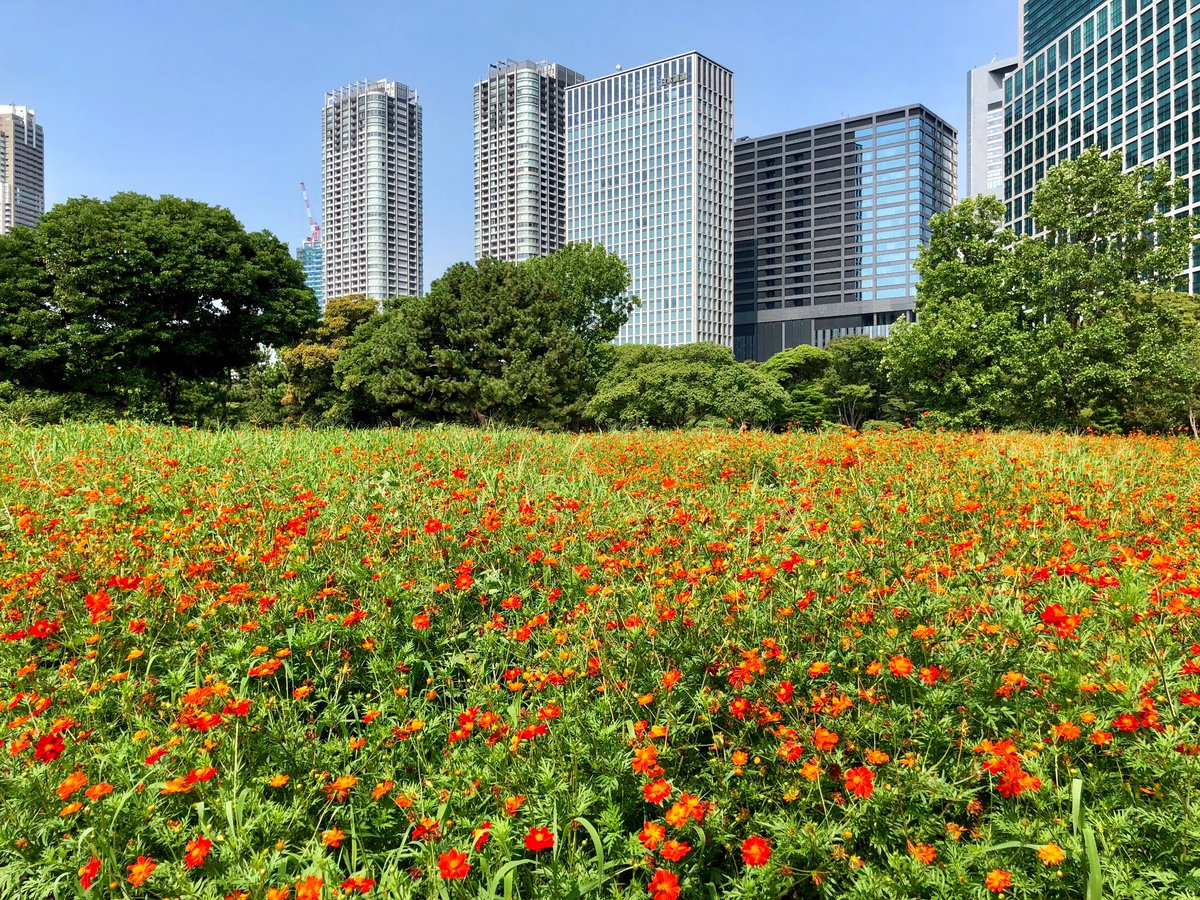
top-left (1189, 396), bottom-right (1198, 439)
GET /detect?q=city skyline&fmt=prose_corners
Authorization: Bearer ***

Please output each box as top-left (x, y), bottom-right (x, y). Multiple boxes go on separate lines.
top-left (3, 0), bottom-right (1018, 291)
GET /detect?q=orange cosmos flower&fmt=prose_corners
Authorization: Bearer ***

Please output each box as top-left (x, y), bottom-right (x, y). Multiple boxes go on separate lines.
top-left (127, 855), bottom-right (156, 887)
top-left (662, 669), bottom-right (682, 690)
top-left (269, 774), bottom-right (290, 788)
top-left (295, 875), bottom-right (324, 900)
top-left (85, 782), bottom-right (113, 801)
top-left (631, 745), bottom-right (659, 775)
top-left (184, 834), bottom-right (212, 869)
top-left (644, 778), bottom-right (672, 804)
top-left (324, 775), bottom-right (357, 802)
top-left (647, 869), bottom-right (680, 900)
top-left (265, 889), bottom-right (291, 900)
top-left (660, 839), bottom-right (691, 861)
top-left (907, 841), bottom-right (936, 864)
top-left (524, 826), bottom-right (555, 851)
top-left (888, 656), bottom-right (913, 677)
top-left (503, 795), bottom-right (527, 816)
top-left (56, 771), bottom-right (88, 800)
top-left (322, 827), bottom-right (346, 847)
top-left (341, 876), bottom-right (375, 894)
top-left (985, 869), bottom-right (1013, 893)
top-left (741, 835), bottom-right (771, 867)
top-left (639, 821), bottom-right (666, 850)
top-left (808, 660), bottom-right (831, 677)
top-left (813, 727), bottom-right (839, 752)
top-left (59, 801), bottom-right (83, 816)
top-left (844, 766), bottom-right (875, 799)
top-left (1038, 843), bottom-right (1066, 866)
top-left (437, 848), bottom-right (470, 880)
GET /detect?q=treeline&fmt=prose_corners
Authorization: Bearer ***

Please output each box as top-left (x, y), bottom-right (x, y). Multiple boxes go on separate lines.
top-left (2, 147), bottom-right (1198, 434)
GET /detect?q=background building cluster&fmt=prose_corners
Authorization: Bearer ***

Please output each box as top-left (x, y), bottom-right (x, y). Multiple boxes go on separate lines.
top-left (6, 0), bottom-right (1197, 359)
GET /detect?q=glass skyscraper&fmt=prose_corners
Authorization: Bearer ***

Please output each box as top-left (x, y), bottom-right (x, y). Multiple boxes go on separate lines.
top-left (733, 106), bottom-right (957, 361)
top-left (322, 80), bottom-right (422, 303)
top-left (566, 52), bottom-right (734, 348)
top-left (1021, 0), bottom-right (1108, 56)
top-left (1005, 0), bottom-right (1200, 291)
top-left (475, 60), bottom-right (585, 262)
top-left (296, 240), bottom-right (324, 309)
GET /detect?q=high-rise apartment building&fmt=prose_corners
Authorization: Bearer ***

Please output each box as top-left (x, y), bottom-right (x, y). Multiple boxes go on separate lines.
top-left (322, 80), bottom-right (422, 302)
top-left (296, 240), bottom-right (324, 309)
top-left (0, 105), bottom-right (44, 235)
top-left (733, 106), bottom-right (957, 362)
top-left (566, 52), bottom-right (734, 348)
top-left (475, 60), bottom-right (585, 262)
top-left (967, 57), bottom-right (1020, 197)
top-left (1005, 0), bottom-right (1200, 290)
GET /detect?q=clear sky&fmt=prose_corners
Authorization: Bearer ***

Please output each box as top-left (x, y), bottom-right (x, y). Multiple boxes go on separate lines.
top-left (6, 0), bottom-right (1017, 290)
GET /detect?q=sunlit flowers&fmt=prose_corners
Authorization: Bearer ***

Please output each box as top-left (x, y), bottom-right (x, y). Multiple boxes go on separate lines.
top-left (437, 849), bottom-right (471, 880)
top-left (524, 826), bottom-right (555, 852)
top-left (127, 855), bottom-right (156, 887)
top-left (741, 835), bottom-right (771, 867)
top-left (985, 869), bottom-right (1013, 893)
top-left (844, 766), bottom-right (876, 800)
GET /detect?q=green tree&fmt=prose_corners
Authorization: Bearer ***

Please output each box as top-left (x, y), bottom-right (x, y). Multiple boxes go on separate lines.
top-left (34, 193), bottom-right (318, 418)
top-left (0, 225), bottom-right (67, 392)
top-left (281, 294), bottom-right (378, 424)
top-left (586, 343), bottom-right (789, 428)
top-left (336, 248), bottom-right (636, 427)
top-left (887, 149), bottom-right (1200, 432)
top-left (820, 336), bottom-right (896, 428)
top-left (759, 344), bottom-right (832, 428)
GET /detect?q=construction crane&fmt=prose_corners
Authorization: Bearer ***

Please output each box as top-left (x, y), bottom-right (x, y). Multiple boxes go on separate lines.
top-left (299, 181), bottom-right (321, 244)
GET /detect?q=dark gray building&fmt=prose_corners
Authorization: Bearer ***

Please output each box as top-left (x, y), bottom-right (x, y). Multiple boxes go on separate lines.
top-left (733, 105), bottom-right (957, 362)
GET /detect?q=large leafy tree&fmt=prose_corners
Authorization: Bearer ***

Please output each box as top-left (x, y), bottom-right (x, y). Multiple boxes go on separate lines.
top-left (28, 193), bottom-right (318, 417)
top-left (336, 247), bottom-right (636, 427)
top-left (281, 294), bottom-right (378, 425)
top-left (586, 342), bottom-right (789, 428)
top-left (759, 345), bottom-right (832, 428)
top-left (887, 149), bottom-right (1200, 432)
top-left (0, 226), bottom-right (65, 391)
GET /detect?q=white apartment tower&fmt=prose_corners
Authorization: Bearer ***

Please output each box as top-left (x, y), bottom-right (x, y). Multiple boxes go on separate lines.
top-left (566, 52), bottom-right (735, 348)
top-left (322, 80), bottom-right (422, 302)
top-left (474, 60), bottom-right (585, 261)
top-left (0, 105), bottom-right (44, 235)
top-left (965, 57), bottom-right (1019, 198)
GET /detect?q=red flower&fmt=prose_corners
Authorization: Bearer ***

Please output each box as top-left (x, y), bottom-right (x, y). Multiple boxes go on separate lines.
top-left (660, 839), bottom-right (691, 861)
top-left (341, 876), bottom-right (375, 894)
top-left (34, 734), bottom-right (64, 763)
top-left (647, 869), bottom-right (680, 900)
top-left (524, 826), bottom-right (555, 852)
top-left (127, 855), bottom-right (157, 887)
top-left (844, 766), bottom-right (875, 799)
top-left (644, 779), bottom-right (672, 804)
top-left (741, 835), bottom-right (772, 867)
top-left (78, 856), bottom-right (101, 890)
top-left (472, 821), bottom-right (492, 851)
top-left (437, 849), bottom-right (470, 880)
top-left (184, 834), bottom-right (212, 869)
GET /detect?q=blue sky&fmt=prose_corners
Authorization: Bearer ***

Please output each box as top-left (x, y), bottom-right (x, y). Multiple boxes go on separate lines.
top-left (6, 0), bottom-right (1017, 289)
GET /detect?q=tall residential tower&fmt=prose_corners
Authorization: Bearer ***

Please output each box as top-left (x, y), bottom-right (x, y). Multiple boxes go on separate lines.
top-left (322, 80), bottom-right (422, 302)
top-left (966, 57), bottom-right (1020, 198)
top-left (566, 52), bottom-right (734, 348)
top-left (733, 106), bottom-right (957, 360)
top-left (474, 60), bottom-right (584, 261)
top-left (0, 105), bottom-right (44, 235)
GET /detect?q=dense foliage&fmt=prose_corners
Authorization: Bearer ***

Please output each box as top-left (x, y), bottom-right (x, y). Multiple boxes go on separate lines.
top-left (2, 424), bottom-right (1199, 899)
top-left (887, 148), bottom-right (1200, 433)
top-left (0, 193), bottom-right (318, 421)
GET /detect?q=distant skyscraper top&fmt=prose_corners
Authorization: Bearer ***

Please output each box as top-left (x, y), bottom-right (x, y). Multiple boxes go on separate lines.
top-left (966, 57), bottom-right (1019, 198)
top-left (1019, 0), bottom-right (1107, 57)
top-left (322, 80), bottom-right (422, 303)
top-left (475, 60), bottom-right (584, 262)
top-left (0, 105), bottom-right (45, 235)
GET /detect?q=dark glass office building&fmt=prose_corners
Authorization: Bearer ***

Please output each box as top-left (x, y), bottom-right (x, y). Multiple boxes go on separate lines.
top-left (1006, 0), bottom-right (1200, 291)
top-left (733, 106), bottom-right (957, 362)
top-left (1022, 0), bottom-right (1108, 57)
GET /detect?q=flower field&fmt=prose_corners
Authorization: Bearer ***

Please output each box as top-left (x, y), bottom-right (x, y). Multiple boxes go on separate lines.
top-left (1, 424), bottom-right (1199, 900)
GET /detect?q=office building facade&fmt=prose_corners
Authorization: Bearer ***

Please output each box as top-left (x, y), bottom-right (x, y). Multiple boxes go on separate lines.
top-left (566, 52), bottom-right (734, 348)
top-left (475, 60), bottom-right (585, 262)
top-left (967, 57), bottom-right (1021, 197)
top-left (322, 80), bottom-right (422, 302)
top-left (296, 240), bottom-right (324, 309)
top-left (733, 106), bottom-right (957, 362)
top-left (1005, 0), bottom-right (1200, 291)
top-left (0, 105), bottom-right (44, 235)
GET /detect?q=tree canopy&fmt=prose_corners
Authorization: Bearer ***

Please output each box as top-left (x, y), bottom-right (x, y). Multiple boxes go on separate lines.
top-left (0, 192), bottom-right (318, 419)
